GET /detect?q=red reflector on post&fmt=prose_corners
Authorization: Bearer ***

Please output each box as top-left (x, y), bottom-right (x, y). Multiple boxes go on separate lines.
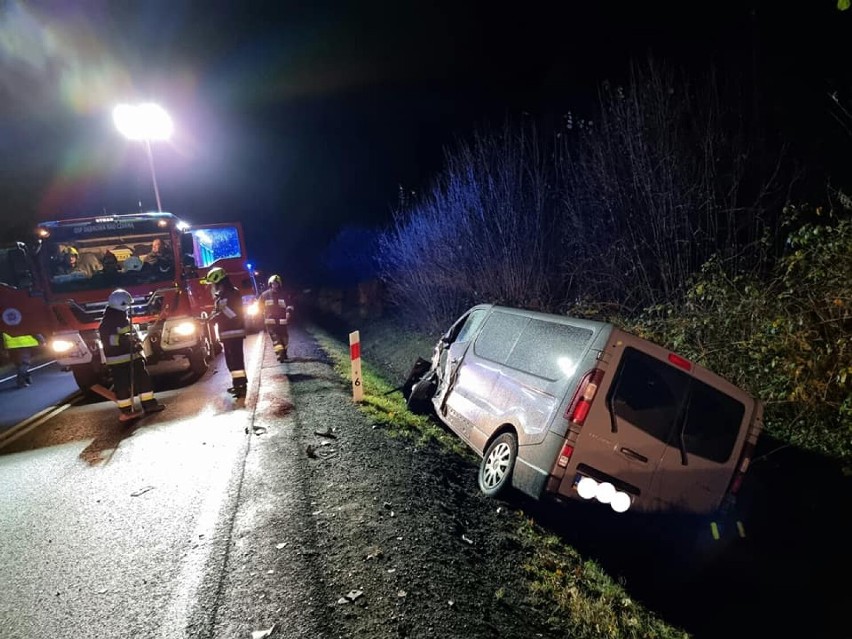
top-left (668, 353), bottom-right (692, 371)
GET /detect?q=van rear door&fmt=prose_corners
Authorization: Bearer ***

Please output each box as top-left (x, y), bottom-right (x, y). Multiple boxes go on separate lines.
top-left (563, 344), bottom-right (677, 509)
top-left (567, 334), bottom-right (755, 515)
top-left (648, 367), bottom-right (755, 513)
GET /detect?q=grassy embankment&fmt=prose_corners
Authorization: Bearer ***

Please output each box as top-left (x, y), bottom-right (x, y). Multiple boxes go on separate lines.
top-left (308, 322), bottom-right (688, 639)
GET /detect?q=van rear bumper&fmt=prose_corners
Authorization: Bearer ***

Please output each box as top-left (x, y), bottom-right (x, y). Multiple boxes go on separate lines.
top-left (513, 454), bottom-right (550, 499)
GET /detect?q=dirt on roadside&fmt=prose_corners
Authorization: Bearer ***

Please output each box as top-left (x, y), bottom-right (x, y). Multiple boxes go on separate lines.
top-left (227, 316), bottom-right (846, 639)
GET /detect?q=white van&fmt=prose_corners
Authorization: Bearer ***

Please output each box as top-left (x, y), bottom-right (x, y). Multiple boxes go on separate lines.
top-left (407, 305), bottom-right (763, 516)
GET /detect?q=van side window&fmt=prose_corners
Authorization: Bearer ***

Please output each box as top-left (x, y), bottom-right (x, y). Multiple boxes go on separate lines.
top-left (681, 382), bottom-right (744, 463)
top-left (610, 348), bottom-right (687, 444)
top-left (473, 312), bottom-right (529, 364)
top-left (453, 309), bottom-right (487, 344)
top-left (507, 320), bottom-right (593, 380)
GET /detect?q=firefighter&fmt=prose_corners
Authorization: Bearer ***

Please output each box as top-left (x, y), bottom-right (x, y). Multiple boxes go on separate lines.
top-left (259, 274), bottom-right (294, 362)
top-left (98, 289), bottom-right (165, 422)
top-left (204, 266), bottom-right (248, 398)
top-left (1, 332), bottom-right (41, 388)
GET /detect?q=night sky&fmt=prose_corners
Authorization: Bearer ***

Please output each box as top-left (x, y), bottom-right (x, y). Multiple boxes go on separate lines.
top-left (1, 1), bottom-right (850, 285)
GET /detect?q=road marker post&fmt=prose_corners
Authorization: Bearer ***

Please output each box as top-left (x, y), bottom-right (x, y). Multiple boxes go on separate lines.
top-left (349, 331), bottom-right (363, 402)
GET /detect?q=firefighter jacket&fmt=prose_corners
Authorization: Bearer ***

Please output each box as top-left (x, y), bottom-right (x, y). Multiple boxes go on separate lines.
top-left (213, 282), bottom-right (246, 339)
top-left (98, 307), bottom-right (140, 365)
top-left (259, 289), bottom-right (292, 327)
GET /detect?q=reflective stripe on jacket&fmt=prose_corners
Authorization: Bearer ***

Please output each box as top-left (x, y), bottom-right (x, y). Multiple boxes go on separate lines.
top-left (259, 289), bottom-right (291, 325)
top-left (2, 333), bottom-right (40, 349)
top-left (98, 307), bottom-right (140, 366)
top-left (213, 283), bottom-right (246, 339)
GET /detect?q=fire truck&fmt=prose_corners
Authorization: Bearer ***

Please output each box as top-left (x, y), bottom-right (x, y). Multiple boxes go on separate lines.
top-left (0, 212), bottom-right (260, 391)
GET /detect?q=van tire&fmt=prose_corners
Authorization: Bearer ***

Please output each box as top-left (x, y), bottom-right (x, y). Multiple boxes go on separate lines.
top-left (478, 432), bottom-right (518, 498)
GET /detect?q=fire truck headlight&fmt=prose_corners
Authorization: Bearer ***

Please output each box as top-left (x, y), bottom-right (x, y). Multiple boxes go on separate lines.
top-left (172, 322), bottom-right (196, 337)
top-left (52, 339), bottom-right (75, 354)
top-left (246, 301), bottom-right (260, 316)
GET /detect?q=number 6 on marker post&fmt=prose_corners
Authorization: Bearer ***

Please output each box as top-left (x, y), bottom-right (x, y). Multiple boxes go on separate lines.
top-left (349, 331), bottom-right (363, 402)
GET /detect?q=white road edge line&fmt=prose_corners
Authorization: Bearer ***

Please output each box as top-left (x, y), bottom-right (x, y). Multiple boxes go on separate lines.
top-left (0, 392), bottom-right (83, 449)
top-left (156, 332), bottom-right (266, 638)
top-left (0, 360), bottom-right (58, 385)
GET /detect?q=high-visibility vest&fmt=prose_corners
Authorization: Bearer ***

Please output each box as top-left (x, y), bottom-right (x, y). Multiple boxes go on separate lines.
top-left (2, 332), bottom-right (40, 349)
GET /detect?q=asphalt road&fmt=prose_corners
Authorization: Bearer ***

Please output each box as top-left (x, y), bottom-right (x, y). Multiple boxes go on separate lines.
top-left (0, 360), bottom-right (81, 434)
top-left (0, 330), bottom-right (323, 639)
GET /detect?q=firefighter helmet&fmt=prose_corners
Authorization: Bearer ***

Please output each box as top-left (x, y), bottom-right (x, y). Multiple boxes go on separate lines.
top-left (64, 246), bottom-right (79, 257)
top-left (268, 274), bottom-right (282, 287)
top-left (108, 289), bottom-right (133, 311)
top-left (204, 267), bottom-right (228, 285)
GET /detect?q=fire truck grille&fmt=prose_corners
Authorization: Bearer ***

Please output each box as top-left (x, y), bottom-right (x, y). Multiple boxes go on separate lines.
top-left (68, 294), bottom-right (165, 325)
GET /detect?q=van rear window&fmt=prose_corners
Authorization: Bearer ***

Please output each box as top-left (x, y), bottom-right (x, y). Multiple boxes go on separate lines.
top-left (609, 348), bottom-right (745, 463)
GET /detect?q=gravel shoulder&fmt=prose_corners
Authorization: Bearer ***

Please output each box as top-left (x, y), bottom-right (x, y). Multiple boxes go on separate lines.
top-left (211, 323), bottom-right (555, 639)
top-left (212, 316), bottom-right (848, 639)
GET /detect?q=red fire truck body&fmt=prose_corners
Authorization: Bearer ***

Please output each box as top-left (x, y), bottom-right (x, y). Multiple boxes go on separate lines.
top-left (0, 212), bottom-right (258, 391)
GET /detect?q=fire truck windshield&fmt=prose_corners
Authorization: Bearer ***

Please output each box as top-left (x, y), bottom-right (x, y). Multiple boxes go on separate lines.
top-left (41, 232), bottom-right (176, 294)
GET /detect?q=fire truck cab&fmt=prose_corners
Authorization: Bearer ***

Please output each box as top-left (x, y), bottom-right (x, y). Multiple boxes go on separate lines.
top-left (15, 212), bottom-right (256, 391)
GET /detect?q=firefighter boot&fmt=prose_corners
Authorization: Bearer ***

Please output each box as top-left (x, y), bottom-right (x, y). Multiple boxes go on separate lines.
top-left (228, 382), bottom-right (247, 398)
top-left (119, 407), bottom-right (143, 423)
top-left (142, 399), bottom-right (166, 414)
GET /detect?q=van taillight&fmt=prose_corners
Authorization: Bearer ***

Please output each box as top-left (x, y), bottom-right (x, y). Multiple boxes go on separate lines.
top-left (729, 440), bottom-right (757, 495)
top-left (567, 369), bottom-right (605, 426)
top-left (556, 444), bottom-right (575, 468)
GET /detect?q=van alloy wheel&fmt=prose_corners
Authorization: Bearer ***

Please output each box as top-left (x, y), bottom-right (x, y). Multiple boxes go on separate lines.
top-left (478, 432), bottom-right (518, 497)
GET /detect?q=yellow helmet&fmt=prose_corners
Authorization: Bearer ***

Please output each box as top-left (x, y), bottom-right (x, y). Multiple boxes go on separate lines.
top-left (268, 274), bottom-right (282, 287)
top-left (204, 266), bottom-right (228, 285)
top-left (64, 246), bottom-right (79, 257)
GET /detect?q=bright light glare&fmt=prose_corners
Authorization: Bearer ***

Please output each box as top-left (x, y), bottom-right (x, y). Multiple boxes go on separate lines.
top-left (595, 481), bottom-right (616, 504)
top-left (51, 339), bottom-right (75, 353)
top-left (173, 322), bottom-right (196, 336)
top-left (245, 302), bottom-right (260, 316)
top-left (576, 476), bottom-right (598, 500)
top-left (611, 491), bottom-right (631, 513)
top-left (557, 356), bottom-right (577, 378)
top-left (113, 103), bottom-right (173, 141)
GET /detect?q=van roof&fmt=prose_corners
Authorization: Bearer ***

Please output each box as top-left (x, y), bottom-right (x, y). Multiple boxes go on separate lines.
top-left (474, 304), bottom-right (613, 333)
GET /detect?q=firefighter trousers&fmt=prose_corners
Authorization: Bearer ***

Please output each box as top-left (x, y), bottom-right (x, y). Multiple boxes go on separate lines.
top-left (266, 325), bottom-right (289, 360)
top-left (223, 337), bottom-right (247, 390)
top-left (111, 357), bottom-right (158, 412)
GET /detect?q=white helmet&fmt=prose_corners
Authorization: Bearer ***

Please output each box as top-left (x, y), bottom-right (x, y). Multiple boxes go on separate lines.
top-left (108, 289), bottom-right (133, 311)
top-left (123, 256), bottom-right (143, 272)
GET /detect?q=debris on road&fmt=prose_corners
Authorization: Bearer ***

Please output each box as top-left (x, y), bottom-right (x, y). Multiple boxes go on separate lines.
top-left (131, 486), bottom-right (155, 497)
top-left (250, 625), bottom-right (276, 639)
top-left (338, 589), bottom-right (364, 604)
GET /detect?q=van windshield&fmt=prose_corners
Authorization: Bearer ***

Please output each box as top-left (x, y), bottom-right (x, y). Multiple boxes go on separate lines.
top-left (609, 347), bottom-right (745, 463)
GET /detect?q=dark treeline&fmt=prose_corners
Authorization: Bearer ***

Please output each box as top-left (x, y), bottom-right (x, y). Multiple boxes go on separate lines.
top-left (324, 58), bottom-right (851, 461)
